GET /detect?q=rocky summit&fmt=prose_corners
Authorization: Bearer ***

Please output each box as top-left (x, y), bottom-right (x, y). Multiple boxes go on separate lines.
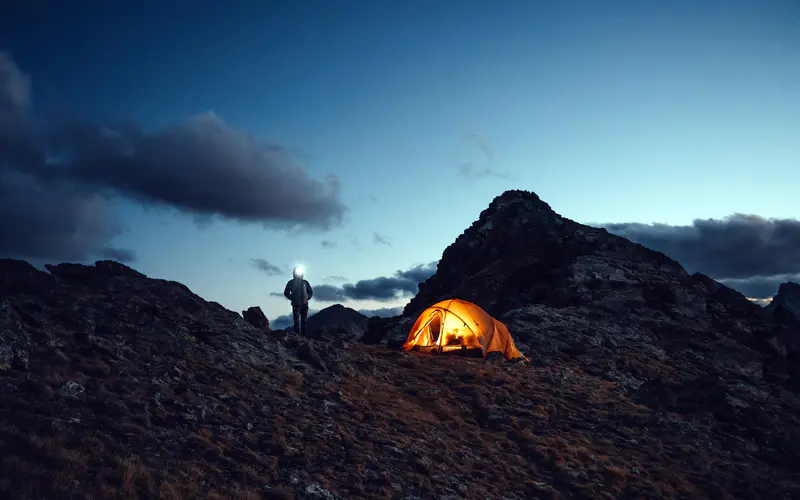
top-left (369, 190), bottom-right (800, 362)
top-left (364, 190), bottom-right (800, 493)
top-left (765, 282), bottom-right (800, 333)
top-left (1, 191), bottom-right (800, 499)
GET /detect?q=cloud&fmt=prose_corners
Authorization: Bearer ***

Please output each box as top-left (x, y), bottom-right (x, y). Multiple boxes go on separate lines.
top-left (310, 284), bottom-right (349, 302)
top-left (268, 283), bottom-right (347, 302)
top-left (358, 307), bottom-right (403, 317)
top-left (324, 275), bottom-right (349, 282)
top-left (0, 50), bottom-right (347, 263)
top-left (251, 258), bottom-right (284, 276)
top-left (718, 274), bottom-right (800, 300)
top-left (269, 261), bottom-right (438, 302)
top-left (341, 277), bottom-right (413, 301)
top-left (603, 214), bottom-right (800, 298)
top-left (321, 239), bottom-right (337, 249)
top-left (0, 167), bottom-right (126, 262)
top-left (461, 131), bottom-right (493, 162)
top-left (59, 114), bottom-right (346, 228)
top-left (459, 162), bottom-right (509, 179)
top-left (316, 261), bottom-right (438, 302)
top-left (373, 232), bottom-right (392, 246)
top-left (395, 261), bottom-right (440, 283)
top-left (0, 53), bottom-right (126, 262)
top-left (100, 247), bottom-right (137, 263)
top-left (458, 131), bottom-right (508, 178)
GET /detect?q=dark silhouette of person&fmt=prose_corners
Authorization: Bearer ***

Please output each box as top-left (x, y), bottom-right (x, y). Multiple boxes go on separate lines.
top-left (283, 266), bottom-right (313, 335)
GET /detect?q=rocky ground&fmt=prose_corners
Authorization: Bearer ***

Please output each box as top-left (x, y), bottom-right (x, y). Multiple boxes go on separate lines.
top-left (2, 257), bottom-right (800, 499)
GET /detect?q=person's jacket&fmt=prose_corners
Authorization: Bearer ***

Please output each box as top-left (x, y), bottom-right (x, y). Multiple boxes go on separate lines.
top-left (284, 278), bottom-right (313, 306)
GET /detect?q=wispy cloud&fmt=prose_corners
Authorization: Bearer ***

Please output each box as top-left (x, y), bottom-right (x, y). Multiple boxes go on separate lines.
top-left (459, 162), bottom-right (509, 179)
top-left (251, 258), bottom-right (284, 276)
top-left (347, 235), bottom-right (361, 252)
top-left (458, 130), bottom-right (508, 178)
top-left (373, 232), bottom-right (392, 246)
top-left (461, 131), bottom-right (493, 162)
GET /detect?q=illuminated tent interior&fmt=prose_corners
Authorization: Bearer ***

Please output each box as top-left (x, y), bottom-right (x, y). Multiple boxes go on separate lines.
top-left (402, 299), bottom-right (528, 361)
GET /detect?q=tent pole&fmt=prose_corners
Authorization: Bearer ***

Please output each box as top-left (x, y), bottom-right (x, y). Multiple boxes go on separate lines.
top-left (437, 310), bottom-right (446, 355)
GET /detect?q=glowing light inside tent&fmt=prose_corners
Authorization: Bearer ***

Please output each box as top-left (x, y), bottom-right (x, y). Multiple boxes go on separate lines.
top-left (402, 298), bottom-right (528, 361)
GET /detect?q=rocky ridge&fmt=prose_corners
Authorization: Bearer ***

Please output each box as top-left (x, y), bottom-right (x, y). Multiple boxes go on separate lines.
top-left (765, 281), bottom-right (800, 330)
top-left (367, 190), bottom-right (799, 370)
top-left (2, 189), bottom-right (800, 498)
top-left (3, 257), bottom-right (799, 498)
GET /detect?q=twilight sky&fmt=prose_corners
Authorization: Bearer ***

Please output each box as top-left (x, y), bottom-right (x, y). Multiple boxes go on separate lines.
top-left (1, 0), bottom-right (799, 325)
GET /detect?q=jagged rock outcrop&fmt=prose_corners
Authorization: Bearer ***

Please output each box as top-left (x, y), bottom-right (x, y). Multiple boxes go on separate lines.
top-left (768, 282), bottom-right (800, 314)
top-left (766, 282), bottom-right (800, 322)
top-left (242, 306), bottom-right (270, 330)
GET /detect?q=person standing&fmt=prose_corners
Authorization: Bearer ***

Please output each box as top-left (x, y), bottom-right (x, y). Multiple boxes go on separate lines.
top-left (283, 266), bottom-right (313, 335)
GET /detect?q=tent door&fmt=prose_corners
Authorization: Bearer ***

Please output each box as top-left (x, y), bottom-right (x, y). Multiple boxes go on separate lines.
top-left (408, 310), bottom-right (441, 351)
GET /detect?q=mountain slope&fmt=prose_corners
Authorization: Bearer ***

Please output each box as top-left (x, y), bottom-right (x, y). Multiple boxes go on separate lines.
top-left (305, 304), bottom-right (370, 338)
top-left (368, 190), bottom-right (797, 366)
top-left (3, 186), bottom-right (800, 499)
top-left (2, 258), bottom-right (800, 499)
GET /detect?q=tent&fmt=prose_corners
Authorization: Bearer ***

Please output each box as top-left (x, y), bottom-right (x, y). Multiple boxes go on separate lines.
top-left (402, 299), bottom-right (528, 361)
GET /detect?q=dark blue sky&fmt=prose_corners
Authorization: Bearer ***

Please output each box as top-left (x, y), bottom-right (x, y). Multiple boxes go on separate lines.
top-left (2, 0), bottom-right (799, 320)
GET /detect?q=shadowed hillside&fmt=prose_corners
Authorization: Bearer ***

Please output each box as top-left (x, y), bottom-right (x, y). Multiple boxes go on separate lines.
top-left (0, 261), bottom-right (798, 498)
top-left (2, 191), bottom-right (800, 499)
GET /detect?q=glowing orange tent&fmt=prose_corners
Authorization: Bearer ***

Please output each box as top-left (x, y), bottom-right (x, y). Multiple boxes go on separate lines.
top-left (402, 299), bottom-right (528, 361)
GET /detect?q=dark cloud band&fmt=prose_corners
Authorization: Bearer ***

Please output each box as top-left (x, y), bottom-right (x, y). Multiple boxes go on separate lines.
top-left (0, 51), bottom-right (346, 263)
top-left (270, 261), bottom-right (438, 303)
top-left (603, 214), bottom-right (800, 298)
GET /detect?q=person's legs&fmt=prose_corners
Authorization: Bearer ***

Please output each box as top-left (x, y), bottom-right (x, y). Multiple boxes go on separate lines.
top-left (292, 305), bottom-right (301, 334)
top-left (300, 304), bottom-right (309, 336)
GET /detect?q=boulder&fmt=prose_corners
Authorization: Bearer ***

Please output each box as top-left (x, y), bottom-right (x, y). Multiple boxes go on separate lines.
top-left (242, 306), bottom-right (270, 330)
